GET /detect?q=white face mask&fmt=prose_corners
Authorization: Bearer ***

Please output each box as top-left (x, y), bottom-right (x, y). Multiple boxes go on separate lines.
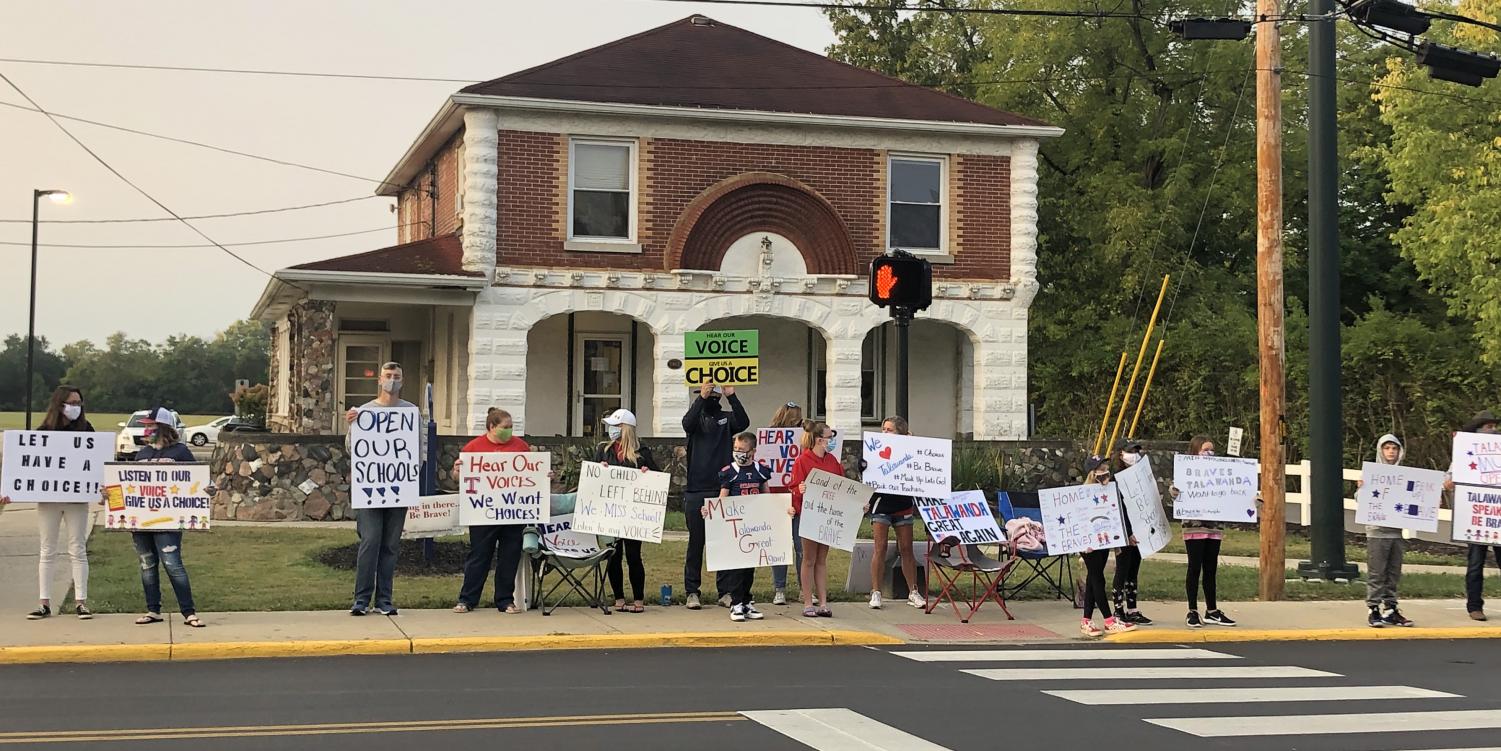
top-left (62, 404), bottom-right (82, 421)
top-left (1121, 451), bottom-right (1141, 467)
top-left (606, 425), bottom-right (623, 441)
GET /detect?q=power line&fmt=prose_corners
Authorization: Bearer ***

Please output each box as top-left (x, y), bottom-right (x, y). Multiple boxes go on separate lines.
top-left (0, 194), bottom-right (383, 224)
top-left (0, 57), bottom-right (481, 84)
top-left (653, 0), bottom-right (1155, 20)
top-left (0, 224), bottom-right (417, 250)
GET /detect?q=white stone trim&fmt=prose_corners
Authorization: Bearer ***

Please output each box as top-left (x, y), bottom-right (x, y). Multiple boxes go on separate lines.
top-left (461, 108), bottom-right (500, 277)
top-left (1009, 139), bottom-right (1042, 308)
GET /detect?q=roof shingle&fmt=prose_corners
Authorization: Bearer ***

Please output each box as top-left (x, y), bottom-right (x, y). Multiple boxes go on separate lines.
top-left (289, 234), bottom-right (481, 277)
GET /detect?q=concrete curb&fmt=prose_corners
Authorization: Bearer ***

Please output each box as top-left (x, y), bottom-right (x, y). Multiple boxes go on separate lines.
top-left (1108, 627), bottom-right (1501, 643)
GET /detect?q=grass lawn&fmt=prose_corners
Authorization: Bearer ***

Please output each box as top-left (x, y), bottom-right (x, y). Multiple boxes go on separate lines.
top-left (1158, 527), bottom-right (1470, 567)
top-left (0, 412), bottom-right (224, 431)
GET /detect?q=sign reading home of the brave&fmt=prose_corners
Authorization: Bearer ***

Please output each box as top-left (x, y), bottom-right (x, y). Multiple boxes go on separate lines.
top-left (1356, 462), bottom-right (1444, 533)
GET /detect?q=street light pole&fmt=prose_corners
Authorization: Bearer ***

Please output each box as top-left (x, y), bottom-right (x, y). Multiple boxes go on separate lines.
top-left (26, 189), bottom-right (70, 430)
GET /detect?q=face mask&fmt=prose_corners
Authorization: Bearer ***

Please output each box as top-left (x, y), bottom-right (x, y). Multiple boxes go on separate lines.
top-left (381, 378), bottom-right (403, 394)
top-left (1200, 449), bottom-right (1216, 456)
top-left (606, 425), bottom-right (623, 441)
top-left (143, 426), bottom-right (157, 441)
top-left (62, 404), bottom-right (82, 421)
top-left (733, 450), bottom-right (751, 465)
top-left (492, 427), bottom-right (513, 443)
top-left (1121, 452), bottom-right (1140, 467)
top-left (826, 437), bottom-right (839, 453)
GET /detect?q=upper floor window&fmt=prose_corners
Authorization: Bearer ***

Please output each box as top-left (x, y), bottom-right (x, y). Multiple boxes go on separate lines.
top-left (888, 155), bottom-right (946, 252)
top-left (569, 139), bottom-right (636, 241)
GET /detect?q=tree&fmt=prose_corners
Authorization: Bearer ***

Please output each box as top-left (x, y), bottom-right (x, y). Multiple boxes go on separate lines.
top-left (0, 335), bottom-right (71, 411)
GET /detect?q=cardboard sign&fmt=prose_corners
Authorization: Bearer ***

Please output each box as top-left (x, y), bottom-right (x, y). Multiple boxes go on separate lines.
top-left (1451, 432), bottom-right (1501, 487)
top-left (538, 513), bottom-right (603, 559)
top-left (683, 329), bottom-right (759, 386)
top-left (1114, 457), bottom-right (1172, 557)
top-left (403, 494), bottom-right (462, 539)
top-left (1356, 462), bottom-right (1445, 533)
top-left (1, 430), bottom-right (114, 502)
top-left (1452, 484), bottom-right (1501, 544)
top-left (457, 452), bottom-right (551, 525)
top-left (1037, 483), bottom-right (1127, 556)
top-left (1227, 427), bottom-right (1245, 457)
top-left (102, 462), bottom-right (213, 531)
top-left (756, 427), bottom-right (804, 488)
top-left (350, 406), bottom-right (421, 509)
top-left (704, 492), bottom-right (794, 571)
top-left (1172, 454), bottom-right (1260, 523)
top-left (572, 461), bottom-right (671, 543)
top-left (860, 432), bottom-right (951, 498)
top-left (798, 469), bottom-right (872, 551)
top-left (915, 490), bottom-right (1003, 545)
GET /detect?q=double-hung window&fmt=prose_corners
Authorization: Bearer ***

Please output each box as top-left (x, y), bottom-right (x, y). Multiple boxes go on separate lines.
top-left (569, 139), bottom-right (636, 242)
top-left (888, 155), bottom-right (946, 253)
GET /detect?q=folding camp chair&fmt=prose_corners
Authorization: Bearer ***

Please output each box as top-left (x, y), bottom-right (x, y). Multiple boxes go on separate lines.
top-left (996, 491), bottom-right (1080, 607)
top-left (522, 492), bottom-right (616, 616)
top-left (923, 533), bottom-right (1018, 623)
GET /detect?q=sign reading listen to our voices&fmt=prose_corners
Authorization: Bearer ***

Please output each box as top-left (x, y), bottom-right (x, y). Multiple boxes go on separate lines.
top-left (102, 462), bottom-right (212, 531)
top-left (860, 432), bottom-right (952, 498)
top-left (1037, 482), bottom-right (1126, 556)
top-left (1, 430), bottom-right (114, 502)
top-left (704, 493), bottom-right (794, 571)
top-left (756, 427), bottom-right (804, 488)
top-left (915, 490), bottom-right (1002, 545)
top-left (458, 452), bottom-right (551, 525)
top-left (1451, 432), bottom-right (1501, 487)
top-left (798, 469), bottom-right (872, 551)
top-left (350, 406), bottom-right (421, 509)
top-left (1357, 462), bottom-right (1445, 533)
top-left (1172, 454), bottom-right (1260, 523)
top-left (572, 461), bottom-right (671, 543)
top-left (683, 330), bottom-right (759, 386)
top-left (1113, 457), bottom-right (1172, 557)
top-left (1453, 485), bottom-right (1501, 544)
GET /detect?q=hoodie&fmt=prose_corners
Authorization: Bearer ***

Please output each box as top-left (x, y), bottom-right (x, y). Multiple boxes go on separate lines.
top-left (681, 394), bottom-right (750, 492)
top-left (1365, 433), bottom-right (1406, 539)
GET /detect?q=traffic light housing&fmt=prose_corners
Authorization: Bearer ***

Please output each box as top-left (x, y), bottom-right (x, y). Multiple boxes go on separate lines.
top-left (868, 250), bottom-right (933, 311)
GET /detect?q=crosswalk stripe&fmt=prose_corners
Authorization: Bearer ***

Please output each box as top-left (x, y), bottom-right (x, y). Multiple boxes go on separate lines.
top-left (963, 666), bottom-right (1339, 681)
top-left (1043, 685), bottom-right (1460, 705)
top-left (740, 708), bottom-right (952, 750)
top-left (1148, 709), bottom-right (1501, 737)
top-left (892, 648), bottom-right (1238, 663)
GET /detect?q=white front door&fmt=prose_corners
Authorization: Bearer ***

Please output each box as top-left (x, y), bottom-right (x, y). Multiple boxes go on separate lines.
top-left (573, 334), bottom-right (630, 439)
top-left (335, 335), bottom-right (390, 433)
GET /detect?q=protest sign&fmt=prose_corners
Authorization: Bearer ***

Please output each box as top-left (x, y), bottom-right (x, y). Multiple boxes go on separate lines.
top-left (538, 513), bottom-right (603, 559)
top-left (1172, 454), bottom-right (1260, 523)
top-left (1451, 432), bottom-right (1501, 488)
top-left (1356, 462), bottom-right (1445, 533)
top-left (349, 406), bottom-right (421, 509)
top-left (798, 469), bottom-right (872, 551)
top-left (2, 430), bottom-right (113, 502)
top-left (573, 461), bottom-right (670, 542)
top-left (683, 330), bottom-right (759, 387)
top-left (915, 490), bottom-right (1003, 545)
top-left (457, 451), bottom-right (550, 525)
top-left (102, 462), bottom-right (212, 531)
top-left (1037, 483), bottom-right (1127, 556)
top-left (756, 427), bottom-right (804, 488)
top-left (704, 492), bottom-right (794, 571)
top-left (403, 494), bottom-right (462, 539)
top-left (1452, 484), bottom-right (1501, 544)
top-left (860, 432), bottom-right (951, 498)
top-left (1114, 457), bottom-right (1172, 557)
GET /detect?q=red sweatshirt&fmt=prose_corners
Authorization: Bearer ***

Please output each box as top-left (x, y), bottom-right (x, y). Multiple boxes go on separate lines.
top-left (788, 449), bottom-right (847, 515)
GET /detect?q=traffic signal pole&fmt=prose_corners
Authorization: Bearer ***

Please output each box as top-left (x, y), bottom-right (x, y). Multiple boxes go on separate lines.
top-left (894, 306), bottom-right (912, 419)
top-left (868, 250), bottom-right (932, 422)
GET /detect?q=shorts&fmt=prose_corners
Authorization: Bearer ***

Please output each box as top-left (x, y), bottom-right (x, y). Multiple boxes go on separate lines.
top-left (869, 512), bottom-right (916, 528)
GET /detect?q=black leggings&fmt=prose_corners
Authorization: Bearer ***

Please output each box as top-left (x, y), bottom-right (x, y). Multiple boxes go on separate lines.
top-left (1080, 549), bottom-right (1112, 619)
top-left (606, 539), bottom-right (645, 602)
top-left (1185, 538), bottom-right (1222, 611)
top-left (1112, 545), bottom-right (1142, 617)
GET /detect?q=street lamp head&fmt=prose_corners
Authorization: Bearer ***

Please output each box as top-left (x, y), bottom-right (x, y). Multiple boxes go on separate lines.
top-left (38, 190), bottom-right (72, 204)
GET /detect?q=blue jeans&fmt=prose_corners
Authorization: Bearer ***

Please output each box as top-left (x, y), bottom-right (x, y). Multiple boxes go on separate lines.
top-left (131, 531), bottom-right (195, 615)
top-left (354, 508), bottom-right (406, 610)
top-left (1467, 544), bottom-right (1501, 614)
top-left (773, 515), bottom-right (803, 590)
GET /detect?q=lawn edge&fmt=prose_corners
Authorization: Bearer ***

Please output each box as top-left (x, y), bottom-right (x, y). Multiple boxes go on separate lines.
top-left (1107, 626), bottom-right (1501, 643)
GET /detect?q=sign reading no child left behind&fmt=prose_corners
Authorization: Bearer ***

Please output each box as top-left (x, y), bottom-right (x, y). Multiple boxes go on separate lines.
top-left (683, 330), bottom-right (759, 387)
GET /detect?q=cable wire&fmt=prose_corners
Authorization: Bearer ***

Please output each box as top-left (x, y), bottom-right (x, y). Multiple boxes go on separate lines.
top-left (0, 194), bottom-right (381, 224)
top-left (0, 224), bottom-right (420, 250)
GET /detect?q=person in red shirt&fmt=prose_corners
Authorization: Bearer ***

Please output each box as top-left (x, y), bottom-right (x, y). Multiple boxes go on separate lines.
top-left (789, 420), bottom-right (845, 617)
top-left (453, 408), bottom-right (532, 613)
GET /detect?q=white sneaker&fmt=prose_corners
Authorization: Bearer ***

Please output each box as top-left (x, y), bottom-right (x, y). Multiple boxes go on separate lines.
top-left (1080, 618), bottom-right (1104, 638)
top-left (685, 594), bottom-right (702, 610)
top-left (907, 591), bottom-right (926, 609)
top-left (730, 604), bottom-right (747, 622)
top-left (718, 594), bottom-right (733, 608)
top-left (772, 589), bottom-right (787, 606)
top-left (868, 590), bottom-right (883, 609)
top-left (744, 604), bottom-right (764, 620)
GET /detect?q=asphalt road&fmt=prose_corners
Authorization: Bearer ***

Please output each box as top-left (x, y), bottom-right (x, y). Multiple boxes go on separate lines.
top-left (0, 641), bottom-right (1498, 750)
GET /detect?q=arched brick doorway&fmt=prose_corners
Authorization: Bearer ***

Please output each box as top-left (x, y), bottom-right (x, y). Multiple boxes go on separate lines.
top-left (666, 172), bottom-right (858, 274)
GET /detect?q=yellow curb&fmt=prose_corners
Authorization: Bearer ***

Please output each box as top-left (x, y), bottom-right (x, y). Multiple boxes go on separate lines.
top-left (169, 639), bottom-right (412, 661)
top-left (412, 629), bottom-right (903, 654)
top-left (0, 643), bottom-right (172, 664)
top-left (1108, 627), bottom-right (1501, 644)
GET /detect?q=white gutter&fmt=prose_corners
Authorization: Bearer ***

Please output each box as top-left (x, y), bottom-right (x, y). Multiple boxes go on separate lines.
top-left (274, 268), bottom-right (489, 289)
top-left (378, 99), bottom-right (463, 197)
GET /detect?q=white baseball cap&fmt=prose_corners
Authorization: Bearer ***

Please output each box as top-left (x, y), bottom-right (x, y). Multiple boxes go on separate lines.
top-left (140, 407), bottom-right (175, 424)
top-left (602, 409), bottom-right (637, 427)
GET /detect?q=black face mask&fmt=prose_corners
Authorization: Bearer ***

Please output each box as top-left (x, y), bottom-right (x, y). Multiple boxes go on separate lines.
top-left (704, 396), bottom-right (722, 410)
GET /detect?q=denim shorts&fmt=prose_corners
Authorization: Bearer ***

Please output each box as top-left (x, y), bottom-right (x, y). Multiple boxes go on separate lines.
top-left (869, 512), bottom-right (916, 528)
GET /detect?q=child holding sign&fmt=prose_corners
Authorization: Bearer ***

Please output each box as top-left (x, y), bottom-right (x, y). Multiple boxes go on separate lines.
top-left (704, 432), bottom-right (776, 622)
top-left (790, 421), bottom-right (844, 618)
top-left (1357, 434), bottom-right (1415, 628)
top-left (1079, 456), bottom-right (1135, 637)
top-left (1173, 435), bottom-right (1237, 629)
top-left (129, 408), bottom-right (203, 629)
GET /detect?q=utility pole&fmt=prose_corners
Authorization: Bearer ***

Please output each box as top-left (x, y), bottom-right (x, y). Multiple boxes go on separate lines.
top-left (1254, 0), bottom-right (1288, 600)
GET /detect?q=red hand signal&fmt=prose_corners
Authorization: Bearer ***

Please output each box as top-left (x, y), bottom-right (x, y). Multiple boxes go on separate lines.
top-left (875, 264), bottom-right (898, 300)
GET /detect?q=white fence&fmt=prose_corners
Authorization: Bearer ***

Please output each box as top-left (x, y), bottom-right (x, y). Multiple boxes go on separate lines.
top-left (1283, 460), bottom-right (1456, 544)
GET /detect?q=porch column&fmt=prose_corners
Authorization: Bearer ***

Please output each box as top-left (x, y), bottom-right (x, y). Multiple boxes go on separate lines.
top-left (972, 309), bottom-right (1030, 440)
top-left (651, 320), bottom-right (688, 438)
top-left (465, 288), bottom-right (529, 435)
top-left (824, 334), bottom-right (863, 444)
top-left (461, 108), bottom-right (499, 278)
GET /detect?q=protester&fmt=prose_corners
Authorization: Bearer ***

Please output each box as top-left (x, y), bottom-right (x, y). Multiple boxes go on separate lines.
top-left (766, 401), bottom-right (803, 606)
top-left (1111, 438), bottom-right (1151, 625)
top-left (705, 432), bottom-right (777, 622)
top-left (344, 361), bottom-right (420, 616)
top-left (1452, 410), bottom-right (1501, 621)
top-left (1079, 455), bottom-right (1135, 637)
top-left (595, 408), bottom-right (657, 613)
top-left (0, 387), bottom-right (96, 620)
top-left (863, 416), bottom-right (923, 610)
top-left (452, 408), bottom-right (532, 614)
top-left (129, 407), bottom-right (203, 628)
top-left (681, 382), bottom-right (750, 610)
top-left (790, 421), bottom-right (845, 618)
top-left (1358, 434), bottom-right (1414, 628)
top-left (1175, 435), bottom-right (1237, 628)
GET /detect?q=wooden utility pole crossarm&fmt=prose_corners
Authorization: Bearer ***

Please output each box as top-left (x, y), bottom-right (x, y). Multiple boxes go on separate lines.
top-left (1255, 0), bottom-right (1288, 601)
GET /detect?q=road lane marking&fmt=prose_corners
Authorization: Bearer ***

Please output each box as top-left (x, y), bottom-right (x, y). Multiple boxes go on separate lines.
top-left (1044, 685), bottom-right (1460, 705)
top-left (892, 648), bottom-right (1238, 662)
top-left (963, 666), bottom-right (1339, 681)
top-left (1148, 709), bottom-right (1501, 737)
top-left (741, 708), bottom-right (952, 750)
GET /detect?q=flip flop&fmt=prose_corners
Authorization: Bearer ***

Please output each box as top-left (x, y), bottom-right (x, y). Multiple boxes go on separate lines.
top-left (625, 602), bottom-right (646, 613)
top-left (802, 607), bottom-right (819, 617)
top-left (135, 614), bottom-right (163, 625)
top-left (183, 614), bottom-right (205, 628)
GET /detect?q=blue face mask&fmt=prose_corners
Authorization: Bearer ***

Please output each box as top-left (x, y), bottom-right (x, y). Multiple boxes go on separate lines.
top-left (606, 425), bottom-right (623, 441)
top-left (826, 437), bottom-right (839, 453)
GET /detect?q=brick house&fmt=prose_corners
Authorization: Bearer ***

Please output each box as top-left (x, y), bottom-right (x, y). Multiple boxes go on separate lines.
top-left (251, 15), bottom-right (1061, 441)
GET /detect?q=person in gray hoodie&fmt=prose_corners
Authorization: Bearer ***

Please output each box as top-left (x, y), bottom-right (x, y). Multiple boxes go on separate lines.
top-left (1360, 434), bottom-right (1415, 628)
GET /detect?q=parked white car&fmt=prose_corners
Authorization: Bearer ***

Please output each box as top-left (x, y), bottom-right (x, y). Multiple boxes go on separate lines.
top-left (185, 416), bottom-right (233, 447)
top-left (115, 410), bottom-right (188, 460)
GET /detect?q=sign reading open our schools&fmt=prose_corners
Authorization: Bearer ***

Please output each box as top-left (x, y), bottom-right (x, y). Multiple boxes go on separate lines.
top-left (683, 330), bottom-right (759, 386)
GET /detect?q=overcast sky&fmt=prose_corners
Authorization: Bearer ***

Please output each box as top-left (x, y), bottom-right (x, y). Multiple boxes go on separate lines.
top-left (0, 1), bottom-right (835, 346)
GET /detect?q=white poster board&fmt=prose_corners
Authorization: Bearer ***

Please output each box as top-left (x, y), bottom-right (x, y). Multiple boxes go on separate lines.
top-left (538, 513), bottom-right (603, 559)
top-left (2, 430), bottom-right (114, 502)
top-left (914, 490), bottom-right (1003, 545)
top-left (1356, 462), bottom-right (1444, 533)
top-left (457, 451), bottom-right (551, 525)
top-left (798, 469), bottom-right (872, 551)
top-left (1452, 484), bottom-right (1501, 544)
top-left (1227, 427), bottom-right (1245, 457)
top-left (1172, 454), bottom-right (1260, 523)
top-left (1114, 457), bottom-right (1172, 557)
top-left (1451, 432), bottom-right (1501, 487)
top-left (349, 406), bottom-right (421, 509)
top-left (705, 492), bottom-right (795, 571)
top-left (755, 427), bottom-right (804, 489)
top-left (1037, 483), bottom-right (1127, 555)
top-left (403, 494), bottom-right (462, 539)
top-left (860, 432), bottom-right (951, 498)
top-left (102, 462), bottom-right (213, 531)
top-left (572, 461), bottom-right (671, 543)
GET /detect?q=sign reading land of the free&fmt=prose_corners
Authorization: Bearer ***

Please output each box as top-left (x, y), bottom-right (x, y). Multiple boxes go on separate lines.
top-left (458, 451), bottom-right (551, 525)
top-left (1452, 484), bottom-right (1501, 545)
top-left (350, 406), bottom-right (421, 509)
top-left (798, 469), bottom-right (872, 551)
top-left (1451, 432), bottom-right (1501, 488)
top-left (915, 490), bottom-right (1003, 545)
top-left (2, 430), bottom-right (114, 502)
top-left (1172, 454), bottom-right (1260, 523)
top-left (102, 462), bottom-right (213, 531)
top-left (1037, 482), bottom-right (1126, 555)
top-left (683, 330), bottom-right (759, 386)
top-left (1112, 457), bottom-right (1172, 557)
top-left (1356, 462), bottom-right (1444, 533)
top-left (572, 461), bottom-right (671, 543)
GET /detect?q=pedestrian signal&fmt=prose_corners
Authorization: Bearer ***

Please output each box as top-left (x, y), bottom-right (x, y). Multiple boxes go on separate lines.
top-left (868, 251), bottom-right (932, 311)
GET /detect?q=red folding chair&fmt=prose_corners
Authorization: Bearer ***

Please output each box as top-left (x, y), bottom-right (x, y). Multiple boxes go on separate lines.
top-left (923, 535), bottom-right (1018, 623)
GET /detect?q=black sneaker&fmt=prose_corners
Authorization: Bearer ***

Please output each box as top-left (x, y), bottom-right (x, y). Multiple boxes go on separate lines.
top-left (376, 606), bottom-right (398, 616)
top-left (1383, 609), bottom-right (1414, 627)
top-left (1204, 609), bottom-right (1237, 627)
top-left (1126, 611), bottom-right (1153, 626)
top-left (350, 606), bottom-right (368, 616)
top-left (1368, 608), bottom-right (1386, 628)
top-left (1186, 610), bottom-right (1203, 628)
top-left (75, 604), bottom-right (93, 620)
top-left (26, 605), bottom-right (50, 620)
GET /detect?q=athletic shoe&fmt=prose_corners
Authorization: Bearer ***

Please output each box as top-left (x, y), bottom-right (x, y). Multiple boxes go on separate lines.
top-left (1103, 616), bottom-right (1137, 634)
top-left (1204, 609), bottom-right (1237, 626)
top-left (350, 606), bottom-right (368, 616)
top-left (1470, 610), bottom-right (1487, 621)
top-left (772, 589), bottom-right (787, 606)
top-left (868, 590), bottom-right (883, 609)
top-left (685, 594), bottom-right (702, 610)
top-left (1383, 609), bottom-right (1415, 627)
top-left (1368, 608), bottom-right (1386, 628)
top-left (718, 594), bottom-right (733, 609)
top-left (1125, 610), bottom-right (1153, 625)
top-left (26, 605), bottom-right (50, 620)
top-left (907, 591), bottom-right (926, 609)
top-left (75, 604), bottom-right (93, 620)
top-left (1079, 618), bottom-right (1104, 638)
top-left (1186, 610), bottom-right (1203, 628)
top-left (744, 604), bottom-right (765, 620)
top-left (376, 606), bottom-right (399, 616)
top-left (730, 604), bottom-right (747, 622)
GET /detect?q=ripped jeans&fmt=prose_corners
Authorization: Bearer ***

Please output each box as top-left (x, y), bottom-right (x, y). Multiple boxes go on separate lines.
top-left (131, 531), bottom-right (196, 616)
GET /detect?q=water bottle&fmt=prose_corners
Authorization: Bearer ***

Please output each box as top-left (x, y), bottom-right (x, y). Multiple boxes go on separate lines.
top-left (660, 584), bottom-right (673, 607)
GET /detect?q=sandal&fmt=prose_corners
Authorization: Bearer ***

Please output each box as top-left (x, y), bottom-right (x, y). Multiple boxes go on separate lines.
top-left (816, 607), bottom-right (833, 618)
top-left (612, 599), bottom-right (626, 612)
top-left (183, 614), bottom-right (205, 628)
top-left (803, 607), bottom-right (819, 617)
top-left (625, 602), bottom-right (645, 613)
top-left (502, 604), bottom-right (521, 614)
top-left (135, 613), bottom-right (163, 625)
top-left (452, 603), bottom-right (472, 613)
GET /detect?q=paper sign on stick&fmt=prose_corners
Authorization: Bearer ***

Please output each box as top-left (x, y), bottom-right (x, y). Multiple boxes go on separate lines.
top-left (704, 492), bottom-right (794, 571)
top-left (1356, 462), bottom-right (1444, 533)
top-left (1451, 432), bottom-right (1501, 488)
top-left (2, 430), bottom-right (113, 502)
top-left (458, 452), bottom-right (551, 525)
top-left (349, 406), bottom-right (421, 509)
top-left (683, 330), bottom-right (759, 387)
top-left (403, 494), bottom-right (462, 539)
top-left (1452, 484), bottom-right (1501, 544)
top-left (915, 490), bottom-right (1003, 545)
top-left (102, 462), bottom-right (213, 531)
top-left (1172, 454), bottom-right (1260, 523)
top-left (755, 427), bottom-right (803, 488)
top-left (1038, 483), bottom-right (1127, 556)
top-left (573, 461), bottom-right (670, 543)
top-left (798, 469), bottom-right (871, 551)
top-left (1114, 457), bottom-right (1171, 557)
top-left (860, 432), bottom-right (951, 498)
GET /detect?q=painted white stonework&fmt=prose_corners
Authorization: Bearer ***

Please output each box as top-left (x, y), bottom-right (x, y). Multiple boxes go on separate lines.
top-left (719, 233), bottom-right (808, 278)
top-left (461, 108), bottom-right (500, 276)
